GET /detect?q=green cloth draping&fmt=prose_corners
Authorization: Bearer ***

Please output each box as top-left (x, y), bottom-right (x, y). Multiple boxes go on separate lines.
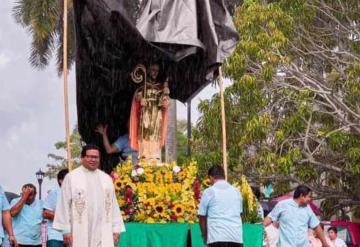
top-left (117, 223), bottom-right (263, 247)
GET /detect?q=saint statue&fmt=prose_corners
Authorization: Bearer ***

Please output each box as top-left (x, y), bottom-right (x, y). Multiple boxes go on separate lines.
top-left (129, 63), bottom-right (170, 162)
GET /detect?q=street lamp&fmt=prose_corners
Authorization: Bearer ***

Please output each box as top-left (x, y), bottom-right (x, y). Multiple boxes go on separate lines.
top-left (36, 169), bottom-right (45, 200)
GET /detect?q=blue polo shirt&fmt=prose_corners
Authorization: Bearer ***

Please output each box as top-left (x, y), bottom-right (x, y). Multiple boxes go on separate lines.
top-left (10, 197), bottom-right (43, 245)
top-left (198, 180), bottom-right (243, 244)
top-left (43, 186), bottom-right (63, 241)
top-left (113, 134), bottom-right (138, 164)
top-left (269, 199), bottom-right (320, 247)
top-left (0, 186), bottom-right (11, 245)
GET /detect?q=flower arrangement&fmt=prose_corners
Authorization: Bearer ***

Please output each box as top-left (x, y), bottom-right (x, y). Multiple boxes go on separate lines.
top-left (112, 160), bottom-right (199, 223)
top-left (112, 161), bottom-right (261, 223)
top-left (234, 175), bottom-right (262, 223)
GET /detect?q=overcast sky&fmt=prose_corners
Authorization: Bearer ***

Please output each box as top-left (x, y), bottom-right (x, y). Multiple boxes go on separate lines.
top-left (0, 0), bottom-right (228, 196)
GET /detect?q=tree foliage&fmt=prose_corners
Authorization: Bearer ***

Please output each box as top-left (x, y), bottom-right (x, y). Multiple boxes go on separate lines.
top-left (193, 0), bottom-right (360, 219)
top-left (177, 120), bottom-right (190, 165)
top-left (12, 0), bottom-right (141, 74)
top-left (45, 127), bottom-right (83, 178)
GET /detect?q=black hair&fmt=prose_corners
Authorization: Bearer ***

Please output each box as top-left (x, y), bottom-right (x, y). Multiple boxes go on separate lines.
top-left (293, 185), bottom-right (312, 199)
top-left (208, 165), bottom-right (225, 178)
top-left (57, 169), bottom-right (69, 184)
top-left (328, 227), bottom-right (338, 234)
top-left (81, 144), bottom-right (100, 158)
top-left (22, 183), bottom-right (36, 193)
top-left (251, 186), bottom-right (261, 200)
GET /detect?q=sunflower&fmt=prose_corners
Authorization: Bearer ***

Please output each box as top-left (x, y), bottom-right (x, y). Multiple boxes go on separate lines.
top-left (155, 205), bottom-right (165, 213)
top-left (177, 171), bottom-right (187, 180)
top-left (173, 204), bottom-right (185, 217)
top-left (114, 178), bottom-right (124, 190)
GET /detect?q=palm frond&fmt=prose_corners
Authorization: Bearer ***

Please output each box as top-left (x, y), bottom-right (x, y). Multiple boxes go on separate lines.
top-left (29, 30), bottom-right (56, 69)
top-left (56, 7), bottom-right (76, 75)
top-left (13, 0), bottom-right (33, 27)
top-left (30, 0), bottom-right (60, 40)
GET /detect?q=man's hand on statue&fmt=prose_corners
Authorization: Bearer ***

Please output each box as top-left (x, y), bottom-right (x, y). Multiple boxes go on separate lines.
top-left (113, 232), bottom-right (120, 245)
top-left (95, 124), bottom-right (108, 135)
top-left (63, 233), bottom-right (73, 246)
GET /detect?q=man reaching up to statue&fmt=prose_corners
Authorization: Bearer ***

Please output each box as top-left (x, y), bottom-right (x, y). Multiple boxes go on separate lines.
top-left (96, 124), bottom-right (138, 164)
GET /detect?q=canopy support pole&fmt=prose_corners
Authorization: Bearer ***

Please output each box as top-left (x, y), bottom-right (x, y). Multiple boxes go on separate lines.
top-left (187, 99), bottom-right (192, 156)
top-left (63, 0), bottom-right (72, 170)
top-left (218, 68), bottom-right (228, 180)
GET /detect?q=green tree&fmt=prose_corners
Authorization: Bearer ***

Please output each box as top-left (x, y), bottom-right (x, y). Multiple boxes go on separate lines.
top-left (193, 0), bottom-right (360, 219)
top-left (45, 127), bottom-right (83, 178)
top-left (177, 120), bottom-right (190, 165)
top-left (12, 0), bottom-right (141, 73)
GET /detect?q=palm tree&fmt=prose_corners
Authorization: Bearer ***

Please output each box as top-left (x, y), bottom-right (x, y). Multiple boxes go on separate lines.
top-left (13, 0), bottom-right (75, 74)
top-left (12, 0), bottom-right (140, 74)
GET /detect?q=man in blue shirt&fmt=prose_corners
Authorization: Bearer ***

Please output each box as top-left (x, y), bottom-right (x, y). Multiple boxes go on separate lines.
top-left (10, 184), bottom-right (43, 247)
top-left (43, 169), bottom-right (69, 247)
top-left (198, 165), bottom-right (243, 247)
top-left (0, 185), bottom-right (17, 247)
top-left (96, 124), bottom-right (138, 164)
top-left (263, 185), bottom-right (329, 247)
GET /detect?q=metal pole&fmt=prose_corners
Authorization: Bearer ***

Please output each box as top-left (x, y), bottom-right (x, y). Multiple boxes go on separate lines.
top-left (218, 68), bottom-right (228, 180)
top-left (187, 99), bottom-right (191, 156)
top-left (38, 182), bottom-right (42, 200)
top-left (63, 0), bottom-right (72, 170)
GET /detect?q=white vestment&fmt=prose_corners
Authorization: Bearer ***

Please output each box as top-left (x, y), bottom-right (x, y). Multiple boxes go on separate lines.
top-left (53, 166), bottom-right (125, 247)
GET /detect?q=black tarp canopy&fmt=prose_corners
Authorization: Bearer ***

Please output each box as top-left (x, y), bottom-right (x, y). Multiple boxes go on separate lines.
top-left (73, 0), bottom-right (239, 170)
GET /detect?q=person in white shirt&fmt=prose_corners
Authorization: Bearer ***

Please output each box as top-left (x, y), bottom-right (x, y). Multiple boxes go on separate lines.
top-left (53, 144), bottom-right (125, 247)
top-left (264, 221), bottom-right (279, 247)
top-left (328, 227), bottom-right (347, 247)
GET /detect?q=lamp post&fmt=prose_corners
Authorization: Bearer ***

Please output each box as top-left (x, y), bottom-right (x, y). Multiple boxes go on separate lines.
top-left (36, 169), bottom-right (45, 200)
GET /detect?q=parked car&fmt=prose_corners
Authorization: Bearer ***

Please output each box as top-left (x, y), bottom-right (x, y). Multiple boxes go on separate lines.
top-left (322, 220), bottom-right (360, 247)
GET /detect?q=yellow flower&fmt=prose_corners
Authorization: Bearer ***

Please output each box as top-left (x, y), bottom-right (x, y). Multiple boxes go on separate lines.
top-left (114, 178), bottom-right (124, 190)
top-left (126, 182), bottom-right (137, 190)
top-left (113, 161), bottom-right (199, 223)
top-left (145, 217), bottom-right (155, 223)
top-left (164, 172), bottom-right (173, 182)
top-left (173, 204), bottom-right (185, 217)
top-left (177, 171), bottom-right (187, 180)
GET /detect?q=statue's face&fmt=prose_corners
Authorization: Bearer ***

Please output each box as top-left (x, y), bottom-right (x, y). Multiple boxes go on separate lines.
top-left (149, 64), bottom-right (159, 81)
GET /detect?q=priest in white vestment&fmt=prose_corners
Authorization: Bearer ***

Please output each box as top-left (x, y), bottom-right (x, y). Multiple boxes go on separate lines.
top-left (54, 144), bottom-right (125, 247)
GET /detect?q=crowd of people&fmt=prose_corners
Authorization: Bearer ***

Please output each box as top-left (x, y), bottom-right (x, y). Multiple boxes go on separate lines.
top-left (0, 144), bottom-right (349, 247)
top-left (0, 144), bottom-right (124, 247)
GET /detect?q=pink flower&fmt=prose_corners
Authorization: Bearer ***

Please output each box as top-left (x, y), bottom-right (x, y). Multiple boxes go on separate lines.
top-left (110, 171), bottom-right (119, 181)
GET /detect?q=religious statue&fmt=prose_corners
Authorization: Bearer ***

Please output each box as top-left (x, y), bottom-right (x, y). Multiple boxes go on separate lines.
top-left (129, 63), bottom-right (170, 162)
